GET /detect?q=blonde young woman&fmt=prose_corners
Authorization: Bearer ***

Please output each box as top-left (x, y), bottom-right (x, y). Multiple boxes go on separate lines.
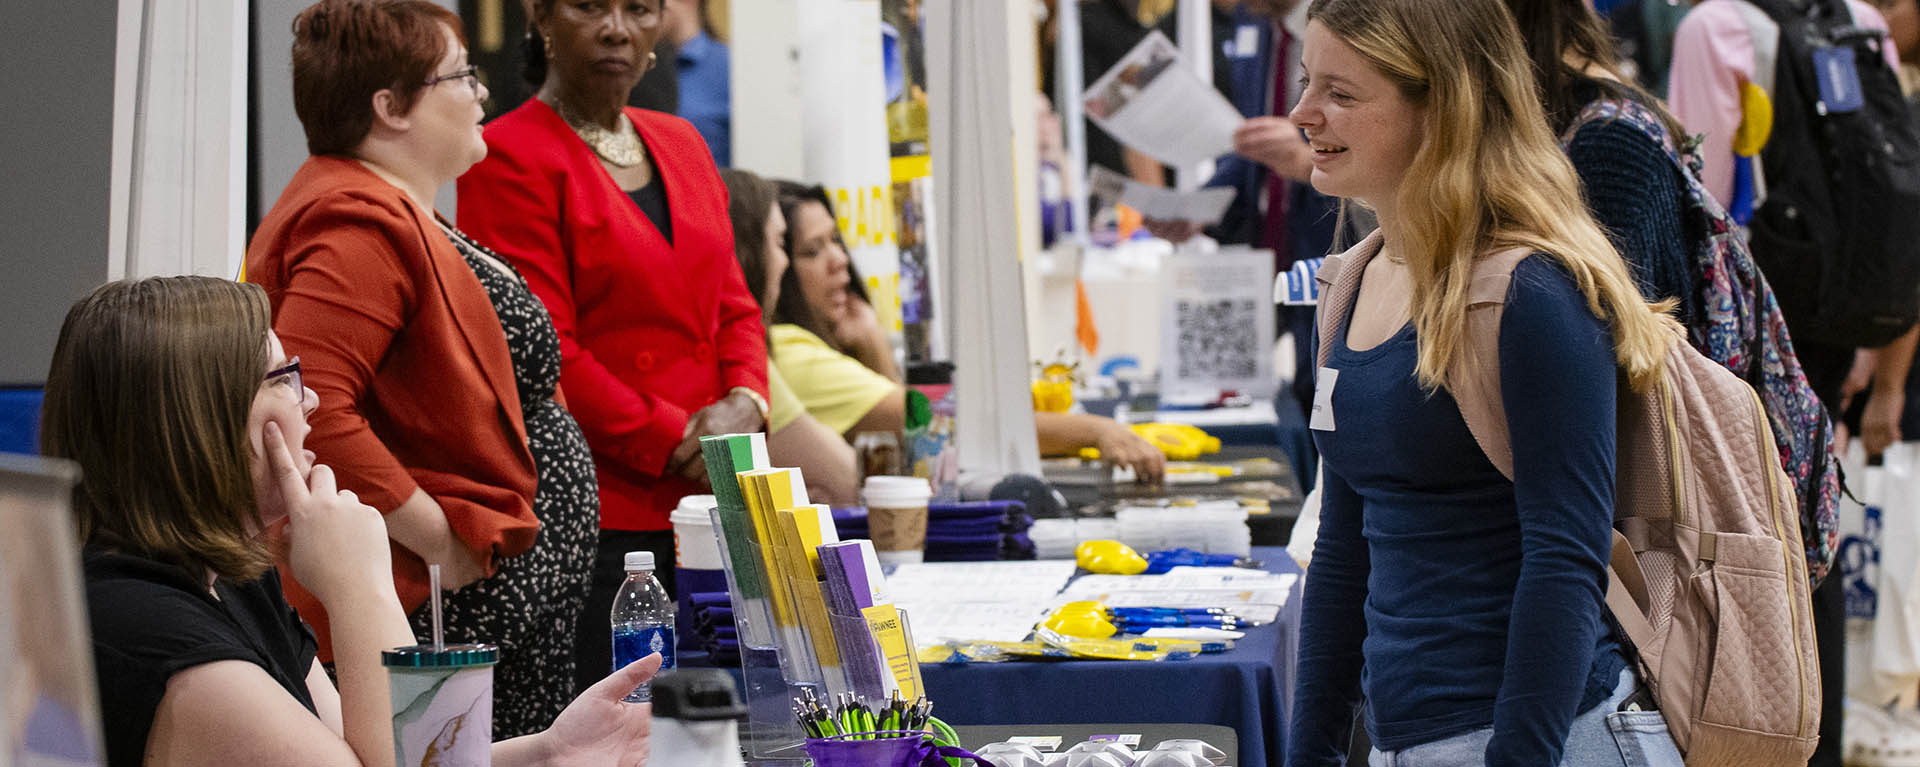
top-left (1284, 0), bottom-right (1684, 765)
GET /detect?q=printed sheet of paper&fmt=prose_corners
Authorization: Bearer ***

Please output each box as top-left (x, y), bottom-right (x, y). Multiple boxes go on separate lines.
top-left (1088, 166), bottom-right (1237, 225)
top-left (895, 600), bottom-right (1060, 648)
top-left (1083, 30), bottom-right (1244, 168)
top-left (885, 561), bottom-right (1078, 648)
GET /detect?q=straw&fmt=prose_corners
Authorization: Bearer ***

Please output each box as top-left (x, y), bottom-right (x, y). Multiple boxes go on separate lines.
top-left (429, 563), bottom-right (445, 651)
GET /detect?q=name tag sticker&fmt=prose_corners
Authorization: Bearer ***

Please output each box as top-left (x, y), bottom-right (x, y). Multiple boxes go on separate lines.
top-left (1310, 367), bottom-right (1338, 432)
top-left (1813, 46), bottom-right (1864, 114)
top-left (1232, 25), bottom-right (1259, 59)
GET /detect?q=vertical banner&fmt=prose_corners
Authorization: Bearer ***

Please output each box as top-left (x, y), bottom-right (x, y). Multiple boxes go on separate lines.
top-left (797, 0), bottom-right (903, 335)
top-left (885, 0), bottom-right (941, 363)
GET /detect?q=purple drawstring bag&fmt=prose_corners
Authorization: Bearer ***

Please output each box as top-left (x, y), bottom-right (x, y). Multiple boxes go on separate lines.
top-left (801, 731), bottom-right (989, 767)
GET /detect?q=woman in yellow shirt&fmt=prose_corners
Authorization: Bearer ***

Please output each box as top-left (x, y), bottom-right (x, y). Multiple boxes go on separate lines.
top-left (770, 182), bottom-right (1166, 483)
top-left (719, 169), bottom-right (861, 505)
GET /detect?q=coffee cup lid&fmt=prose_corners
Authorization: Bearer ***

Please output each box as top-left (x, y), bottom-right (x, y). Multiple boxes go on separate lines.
top-left (675, 494), bottom-right (717, 514)
top-left (381, 643), bottom-right (499, 668)
top-left (863, 476), bottom-right (930, 493)
top-left (863, 475), bottom-right (931, 506)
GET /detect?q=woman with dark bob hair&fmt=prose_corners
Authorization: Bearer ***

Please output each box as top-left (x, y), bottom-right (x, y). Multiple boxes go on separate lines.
top-left (457, 0), bottom-right (769, 692)
top-left (43, 276), bottom-right (660, 767)
top-left (246, 0), bottom-right (600, 736)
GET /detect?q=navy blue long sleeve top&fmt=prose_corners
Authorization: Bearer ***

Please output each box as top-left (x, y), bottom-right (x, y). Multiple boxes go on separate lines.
top-left (1286, 255), bottom-right (1625, 767)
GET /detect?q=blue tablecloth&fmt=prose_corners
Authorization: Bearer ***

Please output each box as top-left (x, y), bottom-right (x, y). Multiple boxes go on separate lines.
top-left (0, 388), bottom-right (43, 456)
top-left (920, 547), bottom-right (1303, 767)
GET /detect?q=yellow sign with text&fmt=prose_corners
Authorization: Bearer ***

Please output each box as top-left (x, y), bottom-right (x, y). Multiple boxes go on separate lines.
top-left (829, 184), bottom-right (904, 333)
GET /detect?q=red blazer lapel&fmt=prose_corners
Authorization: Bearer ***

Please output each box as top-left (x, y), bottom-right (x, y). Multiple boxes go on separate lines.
top-left (628, 108), bottom-right (710, 312)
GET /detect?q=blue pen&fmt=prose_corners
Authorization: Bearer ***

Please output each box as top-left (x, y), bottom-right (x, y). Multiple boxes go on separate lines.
top-left (1114, 615), bottom-right (1239, 629)
top-left (1113, 611), bottom-right (1228, 622)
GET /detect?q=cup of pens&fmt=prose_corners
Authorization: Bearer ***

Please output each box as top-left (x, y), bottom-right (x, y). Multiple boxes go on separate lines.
top-left (796, 691), bottom-right (946, 767)
top-left (383, 565), bottom-right (497, 766)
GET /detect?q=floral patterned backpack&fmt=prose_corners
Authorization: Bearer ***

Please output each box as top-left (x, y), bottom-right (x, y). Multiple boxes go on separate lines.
top-left (1564, 98), bottom-right (1841, 583)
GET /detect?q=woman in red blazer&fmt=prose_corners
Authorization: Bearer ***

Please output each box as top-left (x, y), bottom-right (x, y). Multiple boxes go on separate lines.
top-left (458, 0), bottom-right (767, 693)
top-left (248, 0), bottom-right (602, 737)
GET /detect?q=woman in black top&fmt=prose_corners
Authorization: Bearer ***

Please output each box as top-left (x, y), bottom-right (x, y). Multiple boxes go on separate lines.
top-left (41, 276), bottom-right (660, 767)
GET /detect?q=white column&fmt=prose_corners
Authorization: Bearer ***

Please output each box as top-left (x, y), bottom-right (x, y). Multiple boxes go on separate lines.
top-left (1175, 0), bottom-right (1213, 191)
top-left (1054, 0), bottom-right (1089, 244)
top-left (729, 0), bottom-right (806, 180)
top-left (113, 0), bottom-right (249, 279)
top-left (925, 0), bottom-right (1041, 479)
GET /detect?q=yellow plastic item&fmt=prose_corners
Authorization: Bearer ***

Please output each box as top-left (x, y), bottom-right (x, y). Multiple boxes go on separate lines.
top-left (1042, 602), bottom-right (1119, 639)
top-left (1031, 355), bottom-right (1081, 413)
top-left (1075, 540), bottom-right (1149, 575)
top-left (1733, 80), bottom-right (1773, 157)
top-left (1035, 627), bottom-right (1188, 660)
top-left (1078, 422), bottom-right (1223, 462)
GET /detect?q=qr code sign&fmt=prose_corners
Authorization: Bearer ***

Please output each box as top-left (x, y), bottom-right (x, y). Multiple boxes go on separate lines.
top-left (1174, 299), bottom-right (1260, 380)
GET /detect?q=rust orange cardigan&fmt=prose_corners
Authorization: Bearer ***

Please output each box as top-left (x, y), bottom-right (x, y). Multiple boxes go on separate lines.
top-left (247, 155), bottom-right (538, 658)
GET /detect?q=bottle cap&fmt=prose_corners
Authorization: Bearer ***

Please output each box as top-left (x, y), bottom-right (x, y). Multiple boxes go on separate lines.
top-left (624, 550), bottom-right (655, 572)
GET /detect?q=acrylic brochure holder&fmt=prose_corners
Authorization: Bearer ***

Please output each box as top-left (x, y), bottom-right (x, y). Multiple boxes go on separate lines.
top-left (701, 434), bottom-right (815, 762)
top-left (703, 434), bottom-right (900, 762)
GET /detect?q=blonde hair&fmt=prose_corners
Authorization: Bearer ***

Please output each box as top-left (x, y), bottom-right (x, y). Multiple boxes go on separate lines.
top-left (1309, 0), bottom-right (1678, 391)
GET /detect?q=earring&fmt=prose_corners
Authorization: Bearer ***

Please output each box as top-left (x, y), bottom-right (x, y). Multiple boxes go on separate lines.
top-left (543, 34), bottom-right (554, 58)
top-left (647, 51), bottom-right (658, 66)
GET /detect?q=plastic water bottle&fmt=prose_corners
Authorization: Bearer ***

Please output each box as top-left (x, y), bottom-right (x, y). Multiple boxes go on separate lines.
top-left (611, 550), bottom-right (675, 702)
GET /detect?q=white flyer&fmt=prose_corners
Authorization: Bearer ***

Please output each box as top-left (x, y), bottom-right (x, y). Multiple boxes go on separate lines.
top-left (1083, 30), bottom-right (1245, 168)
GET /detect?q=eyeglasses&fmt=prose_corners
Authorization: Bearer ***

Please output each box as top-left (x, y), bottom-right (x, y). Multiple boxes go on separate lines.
top-left (426, 66), bottom-right (483, 96)
top-left (263, 357), bottom-right (303, 396)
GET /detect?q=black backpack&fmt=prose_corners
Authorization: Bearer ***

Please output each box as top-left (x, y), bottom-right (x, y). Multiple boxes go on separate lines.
top-left (1743, 0), bottom-right (1920, 348)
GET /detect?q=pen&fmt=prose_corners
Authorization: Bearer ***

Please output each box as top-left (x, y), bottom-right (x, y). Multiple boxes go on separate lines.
top-left (1108, 607), bottom-right (1227, 619)
top-left (1113, 614), bottom-right (1239, 628)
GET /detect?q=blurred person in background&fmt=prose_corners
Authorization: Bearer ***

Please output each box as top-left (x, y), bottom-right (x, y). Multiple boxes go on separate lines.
top-left (664, 0), bottom-right (729, 166)
top-left (719, 168), bottom-right (861, 506)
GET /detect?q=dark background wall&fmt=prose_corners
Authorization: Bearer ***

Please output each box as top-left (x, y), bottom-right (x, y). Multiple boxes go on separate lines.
top-left (0, 3), bottom-right (120, 385)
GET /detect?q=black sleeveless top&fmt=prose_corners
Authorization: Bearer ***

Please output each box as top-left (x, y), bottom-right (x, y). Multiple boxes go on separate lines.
top-left (84, 547), bottom-right (317, 767)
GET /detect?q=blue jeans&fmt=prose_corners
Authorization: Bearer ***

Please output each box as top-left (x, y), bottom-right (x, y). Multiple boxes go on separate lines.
top-left (1366, 669), bottom-right (1683, 767)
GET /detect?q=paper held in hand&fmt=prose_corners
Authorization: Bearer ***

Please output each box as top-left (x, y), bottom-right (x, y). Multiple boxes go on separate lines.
top-left (1082, 30), bottom-right (1244, 168)
top-left (1088, 165), bottom-right (1237, 225)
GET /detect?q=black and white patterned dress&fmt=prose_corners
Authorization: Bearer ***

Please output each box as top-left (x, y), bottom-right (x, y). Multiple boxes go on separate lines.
top-left (406, 227), bottom-right (599, 739)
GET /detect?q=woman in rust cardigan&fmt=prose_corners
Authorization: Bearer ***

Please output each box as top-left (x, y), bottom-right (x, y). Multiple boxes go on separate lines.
top-left (247, 0), bottom-right (599, 738)
top-left (458, 0), bottom-right (767, 693)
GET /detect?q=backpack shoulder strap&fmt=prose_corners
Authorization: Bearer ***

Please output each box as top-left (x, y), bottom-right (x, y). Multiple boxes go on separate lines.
top-left (1313, 229), bottom-right (1385, 371)
top-left (1446, 247), bottom-right (1536, 480)
top-left (1732, 0), bottom-right (1782, 98)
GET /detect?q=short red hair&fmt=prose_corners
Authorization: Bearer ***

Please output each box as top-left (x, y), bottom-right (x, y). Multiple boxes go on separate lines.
top-left (291, 0), bottom-right (465, 156)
